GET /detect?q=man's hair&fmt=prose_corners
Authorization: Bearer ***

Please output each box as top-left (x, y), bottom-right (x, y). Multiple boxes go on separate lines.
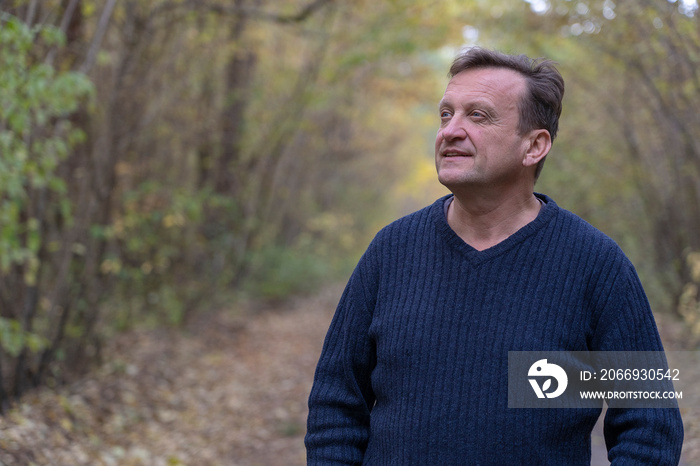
top-left (449, 47), bottom-right (565, 180)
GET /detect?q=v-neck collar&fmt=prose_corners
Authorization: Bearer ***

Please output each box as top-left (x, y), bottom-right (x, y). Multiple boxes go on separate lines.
top-left (433, 193), bottom-right (557, 266)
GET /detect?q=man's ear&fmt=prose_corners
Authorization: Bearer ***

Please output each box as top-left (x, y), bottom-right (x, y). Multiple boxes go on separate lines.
top-left (522, 129), bottom-right (551, 168)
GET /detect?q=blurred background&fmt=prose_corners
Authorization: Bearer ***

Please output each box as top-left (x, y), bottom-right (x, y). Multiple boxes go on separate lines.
top-left (1, 0), bottom-right (699, 463)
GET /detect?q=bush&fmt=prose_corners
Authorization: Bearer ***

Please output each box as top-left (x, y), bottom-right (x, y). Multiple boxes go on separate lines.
top-left (244, 245), bottom-right (335, 301)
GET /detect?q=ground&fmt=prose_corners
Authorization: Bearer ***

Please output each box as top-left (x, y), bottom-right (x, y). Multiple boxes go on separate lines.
top-left (0, 285), bottom-right (697, 465)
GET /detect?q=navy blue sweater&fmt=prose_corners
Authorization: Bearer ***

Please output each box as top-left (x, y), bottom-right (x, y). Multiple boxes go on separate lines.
top-left (306, 194), bottom-right (683, 465)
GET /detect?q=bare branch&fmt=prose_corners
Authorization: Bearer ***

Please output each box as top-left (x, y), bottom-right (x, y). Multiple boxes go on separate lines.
top-left (269, 0), bottom-right (336, 23)
top-left (25, 0), bottom-right (39, 25)
top-left (58, 0), bottom-right (80, 36)
top-left (79, 0), bottom-right (117, 74)
top-left (159, 0), bottom-right (335, 24)
top-left (45, 0), bottom-right (81, 66)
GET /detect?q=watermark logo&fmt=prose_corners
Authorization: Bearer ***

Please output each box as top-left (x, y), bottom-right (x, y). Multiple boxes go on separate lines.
top-left (509, 351), bottom-right (691, 408)
top-left (528, 359), bottom-right (568, 398)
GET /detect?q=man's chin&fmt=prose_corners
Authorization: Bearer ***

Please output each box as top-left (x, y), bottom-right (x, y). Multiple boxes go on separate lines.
top-left (437, 173), bottom-right (477, 190)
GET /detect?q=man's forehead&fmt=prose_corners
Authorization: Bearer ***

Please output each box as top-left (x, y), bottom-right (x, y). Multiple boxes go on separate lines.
top-left (441, 67), bottom-right (526, 103)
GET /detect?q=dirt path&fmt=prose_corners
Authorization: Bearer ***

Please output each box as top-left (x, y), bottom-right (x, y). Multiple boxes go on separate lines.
top-left (0, 287), bottom-right (339, 466)
top-left (0, 285), bottom-right (697, 465)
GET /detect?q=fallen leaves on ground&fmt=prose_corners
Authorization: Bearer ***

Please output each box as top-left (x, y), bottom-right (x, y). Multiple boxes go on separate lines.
top-left (0, 286), bottom-right (341, 466)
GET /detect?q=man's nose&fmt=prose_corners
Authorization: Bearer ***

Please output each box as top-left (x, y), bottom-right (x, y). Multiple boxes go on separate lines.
top-left (441, 118), bottom-right (468, 141)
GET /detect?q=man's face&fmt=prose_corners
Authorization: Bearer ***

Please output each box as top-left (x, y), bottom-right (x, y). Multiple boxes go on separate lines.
top-left (435, 67), bottom-right (533, 191)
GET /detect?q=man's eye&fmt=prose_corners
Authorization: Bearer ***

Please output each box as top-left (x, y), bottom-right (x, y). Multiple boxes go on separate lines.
top-left (471, 111), bottom-right (484, 118)
top-left (440, 111), bottom-right (451, 118)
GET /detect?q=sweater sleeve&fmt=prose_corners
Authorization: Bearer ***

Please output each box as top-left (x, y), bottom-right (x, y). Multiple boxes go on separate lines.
top-left (305, 249), bottom-right (378, 465)
top-left (591, 262), bottom-right (684, 465)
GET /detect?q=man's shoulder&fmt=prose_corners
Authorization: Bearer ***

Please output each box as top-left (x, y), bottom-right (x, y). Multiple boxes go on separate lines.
top-left (543, 195), bottom-right (628, 261)
top-left (354, 197), bottom-right (446, 272)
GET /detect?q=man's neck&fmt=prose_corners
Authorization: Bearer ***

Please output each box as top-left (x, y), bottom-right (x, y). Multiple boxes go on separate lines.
top-left (446, 191), bottom-right (542, 251)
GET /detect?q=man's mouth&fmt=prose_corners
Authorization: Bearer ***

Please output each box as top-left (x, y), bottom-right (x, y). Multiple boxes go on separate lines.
top-left (443, 151), bottom-right (471, 157)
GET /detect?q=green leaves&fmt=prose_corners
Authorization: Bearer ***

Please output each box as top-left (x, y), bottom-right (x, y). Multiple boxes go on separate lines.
top-left (0, 15), bottom-right (93, 280)
top-left (0, 317), bottom-right (48, 357)
top-left (0, 14), bottom-right (93, 366)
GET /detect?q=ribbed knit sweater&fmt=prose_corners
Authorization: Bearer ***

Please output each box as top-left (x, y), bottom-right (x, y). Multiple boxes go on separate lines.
top-left (305, 194), bottom-right (683, 465)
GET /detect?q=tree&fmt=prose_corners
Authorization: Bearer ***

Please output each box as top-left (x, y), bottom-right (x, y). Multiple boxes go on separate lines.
top-left (0, 0), bottom-right (464, 405)
top-left (0, 11), bottom-right (93, 410)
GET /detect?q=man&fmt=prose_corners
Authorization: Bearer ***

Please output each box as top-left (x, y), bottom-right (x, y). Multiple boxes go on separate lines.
top-left (305, 48), bottom-right (683, 464)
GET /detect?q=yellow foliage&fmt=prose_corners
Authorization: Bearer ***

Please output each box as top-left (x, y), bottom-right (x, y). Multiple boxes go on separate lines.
top-left (679, 252), bottom-right (700, 336)
top-left (100, 258), bottom-right (122, 275)
top-left (688, 252), bottom-right (700, 283)
top-left (162, 213), bottom-right (185, 228)
top-left (141, 262), bottom-right (153, 275)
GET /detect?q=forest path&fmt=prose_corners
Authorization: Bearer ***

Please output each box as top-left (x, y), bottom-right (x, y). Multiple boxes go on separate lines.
top-left (0, 286), bottom-right (338, 465)
top-left (0, 285), bottom-right (696, 465)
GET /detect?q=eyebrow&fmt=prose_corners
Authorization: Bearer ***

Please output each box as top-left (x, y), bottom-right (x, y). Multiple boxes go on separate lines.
top-left (438, 98), bottom-right (498, 116)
